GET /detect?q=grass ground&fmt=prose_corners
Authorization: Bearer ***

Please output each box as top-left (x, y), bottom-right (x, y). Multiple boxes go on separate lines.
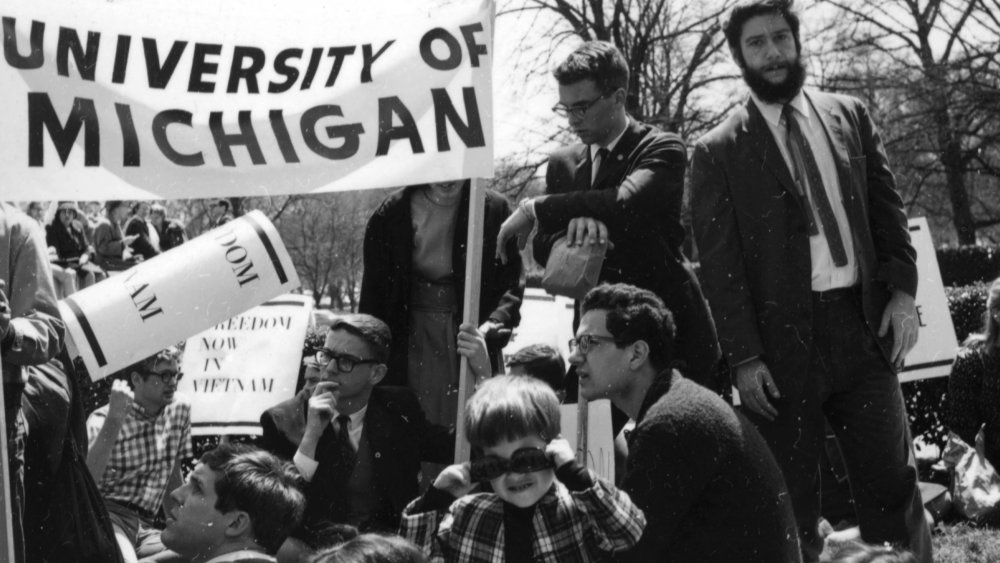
top-left (932, 523), bottom-right (1000, 563)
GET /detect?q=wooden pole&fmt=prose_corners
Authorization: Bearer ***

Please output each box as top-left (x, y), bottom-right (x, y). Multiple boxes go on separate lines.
top-left (454, 179), bottom-right (485, 464)
top-left (0, 354), bottom-right (16, 562)
top-left (576, 382), bottom-right (588, 465)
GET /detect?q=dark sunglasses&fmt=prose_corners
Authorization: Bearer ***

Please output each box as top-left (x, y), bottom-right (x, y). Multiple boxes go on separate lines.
top-left (469, 447), bottom-right (553, 482)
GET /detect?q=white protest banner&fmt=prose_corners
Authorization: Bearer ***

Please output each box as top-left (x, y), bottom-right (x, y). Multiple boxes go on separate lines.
top-left (560, 400), bottom-right (615, 483)
top-left (59, 210), bottom-right (300, 381)
top-left (179, 295), bottom-right (312, 436)
top-left (899, 217), bottom-right (959, 382)
top-left (1, 0), bottom-right (494, 200)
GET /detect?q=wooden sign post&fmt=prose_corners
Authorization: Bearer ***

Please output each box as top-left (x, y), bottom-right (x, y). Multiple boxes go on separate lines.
top-left (454, 179), bottom-right (486, 464)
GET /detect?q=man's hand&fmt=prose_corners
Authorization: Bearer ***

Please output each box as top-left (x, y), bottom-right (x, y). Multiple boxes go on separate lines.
top-left (433, 463), bottom-right (476, 497)
top-left (879, 289), bottom-right (919, 370)
top-left (457, 323), bottom-right (492, 381)
top-left (565, 217), bottom-right (610, 248)
top-left (545, 437), bottom-right (576, 469)
top-left (735, 358), bottom-right (781, 421)
top-left (107, 379), bottom-right (135, 422)
top-left (123, 234), bottom-right (139, 246)
top-left (495, 206), bottom-right (534, 264)
top-left (306, 381), bottom-right (338, 432)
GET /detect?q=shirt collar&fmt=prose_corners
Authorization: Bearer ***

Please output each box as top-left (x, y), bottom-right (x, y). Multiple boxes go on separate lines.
top-left (749, 89), bottom-right (808, 129)
top-left (333, 404), bottom-right (368, 428)
top-left (589, 117), bottom-right (630, 161)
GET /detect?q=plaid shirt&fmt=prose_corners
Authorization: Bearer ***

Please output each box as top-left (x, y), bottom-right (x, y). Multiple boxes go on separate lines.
top-left (87, 393), bottom-right (193, 515)
top-left (400, 475), bottom-right (645, 562)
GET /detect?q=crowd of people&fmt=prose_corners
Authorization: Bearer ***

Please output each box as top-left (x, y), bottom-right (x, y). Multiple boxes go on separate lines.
top-left (4, 0), bottom-right (984, 561)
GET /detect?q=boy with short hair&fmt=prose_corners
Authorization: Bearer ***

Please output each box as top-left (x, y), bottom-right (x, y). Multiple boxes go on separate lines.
top-left (506, 343), bottom-right (566, 402)
top-left (400, 375), bottom-right (644, 562)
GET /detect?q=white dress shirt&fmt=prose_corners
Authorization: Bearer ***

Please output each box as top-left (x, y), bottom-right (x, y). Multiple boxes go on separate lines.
top-left (750, 90), bottom-right (858, 291)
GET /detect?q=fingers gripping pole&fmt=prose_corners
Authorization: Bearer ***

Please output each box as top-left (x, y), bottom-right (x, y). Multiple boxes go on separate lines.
top-left (455, 179), bottom-right (485, 464)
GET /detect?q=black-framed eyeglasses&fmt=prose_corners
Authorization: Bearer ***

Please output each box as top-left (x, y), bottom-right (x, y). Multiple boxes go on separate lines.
top-left (568, 334), bottom-right (620, 355)
top-left (145, 370), bottom-right (183, 384)
top-left (470, 447), bottom-right (554, 481)
top-left (552, 90), bottom-right (615, 119)
top-left (314, 349), bottom-right (379, 373)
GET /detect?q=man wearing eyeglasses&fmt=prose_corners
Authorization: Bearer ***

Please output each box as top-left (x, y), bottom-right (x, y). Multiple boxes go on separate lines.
top-left (496, 40), bottom-right (721, 392)
top-left (86, 347), bottom-right (192, 563)
top-left (281, 314), bottom-right (452, 557)
top-left (569, 283), bottom-right (800, 563)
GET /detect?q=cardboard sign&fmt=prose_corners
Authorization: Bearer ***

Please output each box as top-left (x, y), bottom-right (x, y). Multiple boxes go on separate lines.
top-left (1, 0), bottom-right (495, 199)
top-left (900, 217), bottom-right (959, 382)
top-left (179, 295), bottom-right (312, 436)
top-left (560, 399), bottom-right (615, 483)
top-left (59, 211), bottom-right (300, 381)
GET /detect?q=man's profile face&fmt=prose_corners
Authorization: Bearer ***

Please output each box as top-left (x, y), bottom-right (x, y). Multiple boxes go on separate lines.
top-left (736, 13), bottom-right (805, 103)
top-left (557, 78), bottom-right (620, 146)
top-left (569, 309), bottom-right (631, 402)
top-left (162, 462), bottom-right (231, 559)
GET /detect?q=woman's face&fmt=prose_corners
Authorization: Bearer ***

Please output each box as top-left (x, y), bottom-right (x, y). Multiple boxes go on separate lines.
top-left (428, 180), bottom-right (464, 198)
top-left (58, 207), bottom-right (76, 225)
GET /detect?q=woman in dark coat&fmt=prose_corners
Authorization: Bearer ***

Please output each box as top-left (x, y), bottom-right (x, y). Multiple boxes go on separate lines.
top-left (947, 277), bottom-right (1000, 470)
top-left (359, 180), bottom-right (523, 430)
top-left (45, 201), bottom-right (104, 289)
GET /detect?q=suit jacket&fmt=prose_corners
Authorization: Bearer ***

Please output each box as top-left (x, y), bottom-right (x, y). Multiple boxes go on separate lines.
top-left (301, 386), bottom-right (453, 534)
top-left (690, 90), bottom-right (917, 391)
top-left (359, 184), bottom-right (524, 386)
top-left (533, 120), bottom-right (721, 386)
top-left (259, 389), bottom-right (310, 461)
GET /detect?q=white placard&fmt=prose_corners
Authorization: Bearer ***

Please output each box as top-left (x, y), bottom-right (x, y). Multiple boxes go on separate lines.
top-left (560, 399), bottom-right (614, 483)
top-left (1, 0), bottom-right (494, 199)
top-left (900, 217), bottom-right (959, 382)
top-left (179, 295), bottom-right (313, 436)
top-left (59, 211), bottom-right (300, 381)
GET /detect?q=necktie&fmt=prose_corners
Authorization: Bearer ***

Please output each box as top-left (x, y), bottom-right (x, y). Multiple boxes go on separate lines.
top-left (782, 104), bottom-right (849, 267)
top-left (335, 414), bottom-right (356, 460)
top-left (591, 147), bottom-right (610, 187)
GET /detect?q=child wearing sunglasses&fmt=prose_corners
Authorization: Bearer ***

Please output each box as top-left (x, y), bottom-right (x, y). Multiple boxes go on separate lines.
top-left (400, 375), bottom-right (645, 562)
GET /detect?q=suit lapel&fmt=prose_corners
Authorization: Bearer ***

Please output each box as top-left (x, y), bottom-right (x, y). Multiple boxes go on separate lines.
top-left (806, 91), bottom-right (860, 215)
top-left (743, 100), bottom-right (800, 201)
top-left (591, 120), bottom-right (642, 190)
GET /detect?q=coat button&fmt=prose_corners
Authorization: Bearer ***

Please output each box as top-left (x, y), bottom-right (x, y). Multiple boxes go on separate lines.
top-left (375, 452), bottom-right (382, 459)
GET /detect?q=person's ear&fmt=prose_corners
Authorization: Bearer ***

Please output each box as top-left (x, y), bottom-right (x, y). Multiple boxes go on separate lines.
top-left (370, 364), bottom-right (387, 386)
top-left (225, 510), bottom-right (252, 538)
top-left (628, 340), bottom-right (650, 370)
top-left (613, 87), bottom-right (627, 107)
top-left (130, 371), bottom-right (143, 389)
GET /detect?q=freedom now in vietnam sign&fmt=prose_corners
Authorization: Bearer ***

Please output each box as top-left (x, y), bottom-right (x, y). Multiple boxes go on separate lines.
top-left (1, 0), bottom-right (495, 200)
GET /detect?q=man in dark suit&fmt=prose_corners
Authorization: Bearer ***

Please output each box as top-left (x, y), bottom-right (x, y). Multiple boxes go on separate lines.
top-left (496, 41), bottom-right (721, 390)
top-left (689, 1), bottom-right (930, 561)
top-left (285, 314), bottom-right (452, 554)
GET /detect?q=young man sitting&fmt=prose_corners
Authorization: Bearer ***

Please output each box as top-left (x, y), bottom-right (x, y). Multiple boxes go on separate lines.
top-left (160, 443), bottom-right (306, 563)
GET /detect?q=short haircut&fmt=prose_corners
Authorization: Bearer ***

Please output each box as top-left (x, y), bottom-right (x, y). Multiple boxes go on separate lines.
top-left (130, 201), bottom-right (148, 214)
top-left (214, 198), bottom-right (231, 212)
top-left (105, 200), bottom-right (127, 215)
top-left (199, 443), bottom-right (306, 555)
top-left (124, 347), bottom-right (180, 386)
top-left (723, 0), bottom-right (802, 63)
top-left (150, 204), bottom-right (167, 217)
top-left (581, 283), bottom-right (676, 372)
top-left (312, 534), bottom-right (427, 563)
top-left (507, 344), bottom-right (566, 392)
top-left (553, 40), bottom-right (629, 95)
top-left (328, 314), bottom-right (391, 364)
top-left (465, 375), bottom-right (561, 449)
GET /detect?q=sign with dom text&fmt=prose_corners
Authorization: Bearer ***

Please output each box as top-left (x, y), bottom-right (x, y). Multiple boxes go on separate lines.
top-left (59, 211), bottom-right (299, 381)
top-left (180, 295), bottom-right (312, 436)
top-left (1, 0), bottom-right (495, 200)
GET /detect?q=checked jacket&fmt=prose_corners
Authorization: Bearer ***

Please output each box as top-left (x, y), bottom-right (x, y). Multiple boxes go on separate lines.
top-left (399, 475), bottom-right (645, 563)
